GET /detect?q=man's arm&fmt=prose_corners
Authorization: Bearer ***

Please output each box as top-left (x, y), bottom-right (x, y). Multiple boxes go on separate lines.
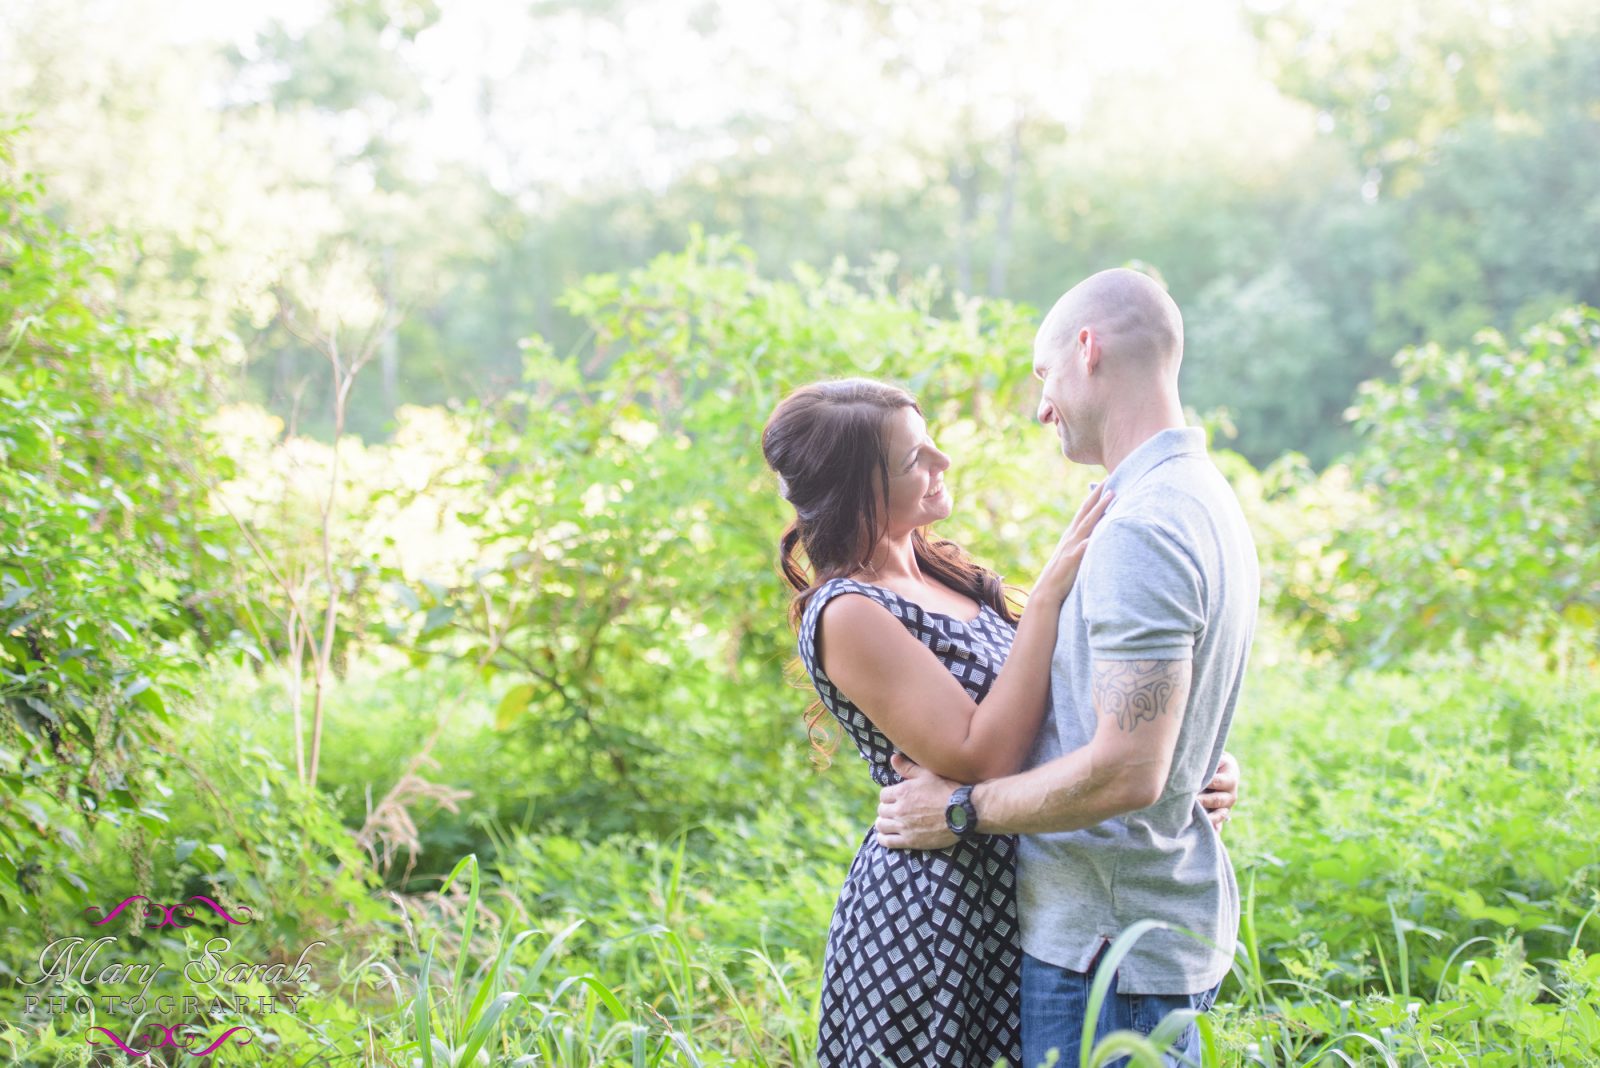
top-left (874, 657), bottom-right (1190, 846)
top-left (969, 657), bottom-right (1190, 834)
top-left (876, 513), bottom-right (1210, 848)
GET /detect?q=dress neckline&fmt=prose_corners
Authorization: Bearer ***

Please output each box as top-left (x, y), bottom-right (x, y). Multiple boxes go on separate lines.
top-left (837, 577), bottom-right (986, 625)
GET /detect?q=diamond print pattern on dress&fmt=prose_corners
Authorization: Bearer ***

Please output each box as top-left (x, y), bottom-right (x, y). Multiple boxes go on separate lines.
top-left (799, 577), bottom-right (1023, 1067)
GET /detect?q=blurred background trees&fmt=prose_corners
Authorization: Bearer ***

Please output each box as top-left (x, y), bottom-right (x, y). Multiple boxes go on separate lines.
top-left (3, 0), bottom-right (1596, 462)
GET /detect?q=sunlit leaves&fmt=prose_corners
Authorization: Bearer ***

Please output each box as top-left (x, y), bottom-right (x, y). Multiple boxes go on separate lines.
top-left (0, 144), bottom-right (241, 910)
top-left (1280, 306), bottom-right (1599, 663)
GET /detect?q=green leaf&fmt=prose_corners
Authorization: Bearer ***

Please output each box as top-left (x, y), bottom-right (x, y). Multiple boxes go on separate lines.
top-left (419, 605), bottom-right (456, 637)
top-left (495, 683), bottom-right (536, 730)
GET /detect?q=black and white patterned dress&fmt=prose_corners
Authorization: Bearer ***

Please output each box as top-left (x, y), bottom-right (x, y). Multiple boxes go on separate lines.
top-left (798, 577), bottom-right (1023, 1068)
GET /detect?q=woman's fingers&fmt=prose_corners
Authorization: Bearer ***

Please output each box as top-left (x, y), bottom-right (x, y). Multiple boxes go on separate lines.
top-left (1041, 484), bottom-right (1115, 594)
top-left (1065, 486), bottom-right (1114, 548)
top-left (1082, 486), bottom-right (1114, 529)
top-left (1067, 480), bottom-right (1106, 527)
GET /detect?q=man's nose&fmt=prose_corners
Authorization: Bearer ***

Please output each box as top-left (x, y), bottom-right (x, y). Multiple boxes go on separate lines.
top-left (1037, 398), bottom-right (1056, 425)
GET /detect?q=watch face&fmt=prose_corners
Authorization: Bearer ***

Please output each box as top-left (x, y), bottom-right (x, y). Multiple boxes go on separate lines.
top-left (948, 807), bottom-right (970, 830)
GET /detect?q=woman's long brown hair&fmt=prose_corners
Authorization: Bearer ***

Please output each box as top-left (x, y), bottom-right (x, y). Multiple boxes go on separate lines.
top-left (761, 378), bottom-right (1021, 760)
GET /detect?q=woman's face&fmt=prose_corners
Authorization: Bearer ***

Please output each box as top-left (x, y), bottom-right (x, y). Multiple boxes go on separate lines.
top-left (877, 405), bottom-right (953, 535)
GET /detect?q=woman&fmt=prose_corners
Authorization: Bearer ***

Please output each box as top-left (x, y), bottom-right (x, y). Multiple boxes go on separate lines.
top-left (762, 378), bottom-right (1234, 1067)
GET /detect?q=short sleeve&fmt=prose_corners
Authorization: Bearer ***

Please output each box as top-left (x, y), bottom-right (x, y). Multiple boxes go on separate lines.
top-left (1080, 517), bottom-right (1203, 661)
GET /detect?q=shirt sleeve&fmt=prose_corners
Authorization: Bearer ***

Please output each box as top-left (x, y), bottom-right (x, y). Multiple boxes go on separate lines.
top-left (1080, 516), bottom-right (1203, 661)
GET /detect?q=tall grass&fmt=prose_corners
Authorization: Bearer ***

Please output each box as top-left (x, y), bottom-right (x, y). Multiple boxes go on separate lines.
top-left (5, 648), bottom-right (1594, 1066)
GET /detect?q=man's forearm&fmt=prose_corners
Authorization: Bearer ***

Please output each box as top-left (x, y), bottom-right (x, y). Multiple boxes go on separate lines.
top-left (964, 658), bottom-right (1190, 836)
top-left (970, 742), bottom-right (1152, 835)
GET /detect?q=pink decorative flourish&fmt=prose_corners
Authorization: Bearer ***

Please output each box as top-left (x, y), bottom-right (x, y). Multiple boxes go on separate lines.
top-left (84, 894), bottom-right (254, 928)
top-left (189, 1027), bottom-right (255, 1056)
top-left (87, 1026), bottom-right (254, 1058)
top-left (86, 1027), bottom-right (151, 1055)
top-left (185, 894), bottom-right (255, 924)
top-left (84, 895), bottom-right (154, 926)
top-left (138, 1024), bottom-right (188, 1050)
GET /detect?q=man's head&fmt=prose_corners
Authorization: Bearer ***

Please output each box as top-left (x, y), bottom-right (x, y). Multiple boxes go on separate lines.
top-left (1032, 267), bottom-right (1184, 466)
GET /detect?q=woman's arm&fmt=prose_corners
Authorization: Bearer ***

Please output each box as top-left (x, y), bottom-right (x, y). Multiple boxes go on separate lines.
top-left (817, 486), bottom-right (1111, 783)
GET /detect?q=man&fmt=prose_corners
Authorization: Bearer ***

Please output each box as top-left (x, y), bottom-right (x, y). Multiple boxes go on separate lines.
top-left (874, 267), bottom-right (1259, 1067)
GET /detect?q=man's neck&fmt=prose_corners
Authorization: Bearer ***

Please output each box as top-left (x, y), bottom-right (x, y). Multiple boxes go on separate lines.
top-left (1100, 404), bottom-right (1187, 475)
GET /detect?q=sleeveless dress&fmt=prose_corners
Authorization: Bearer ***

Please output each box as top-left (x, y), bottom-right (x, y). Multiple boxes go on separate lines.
top-left (798, 577), bottom-right (1024, 1068)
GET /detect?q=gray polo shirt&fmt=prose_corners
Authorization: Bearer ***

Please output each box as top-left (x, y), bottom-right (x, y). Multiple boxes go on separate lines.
top-left (1016, 426), bottom-right (1259, 994)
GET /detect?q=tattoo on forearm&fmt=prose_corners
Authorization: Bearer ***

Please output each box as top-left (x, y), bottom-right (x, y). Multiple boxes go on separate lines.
top-left (1094, 661), bottom-right (1182, 733)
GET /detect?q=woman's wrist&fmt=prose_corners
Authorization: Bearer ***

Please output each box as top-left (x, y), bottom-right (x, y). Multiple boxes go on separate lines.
top-left (1027, 589), bottom-right (1068, 617)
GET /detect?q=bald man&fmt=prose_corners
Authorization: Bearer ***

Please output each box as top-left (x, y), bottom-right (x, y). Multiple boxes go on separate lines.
top-left (875, 268), bottom-right (1260, 1066)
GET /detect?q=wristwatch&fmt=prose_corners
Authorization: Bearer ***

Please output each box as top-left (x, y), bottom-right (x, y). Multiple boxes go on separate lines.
top-left (944, 785), bottom-right (979, 839)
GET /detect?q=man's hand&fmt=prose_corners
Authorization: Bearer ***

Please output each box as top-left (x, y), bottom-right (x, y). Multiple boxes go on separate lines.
top-left (1199, 750), bottom-right (1240, 831)
top-left (875, 753), bottom-right (961, 850)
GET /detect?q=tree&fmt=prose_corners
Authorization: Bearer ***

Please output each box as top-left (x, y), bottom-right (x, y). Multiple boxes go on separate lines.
top-left (394, 233), bottom-right (1087, 833)
top-left (1283, 305), bottom-right (1600, 663)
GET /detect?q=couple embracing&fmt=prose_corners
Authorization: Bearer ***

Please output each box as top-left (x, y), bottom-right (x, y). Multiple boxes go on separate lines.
top-left (761, 268), bottom-right (1259, 1068)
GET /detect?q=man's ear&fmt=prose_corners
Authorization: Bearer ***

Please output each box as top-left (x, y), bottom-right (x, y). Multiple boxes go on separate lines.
top-left (1080, 326), bottom-right (1102, 375)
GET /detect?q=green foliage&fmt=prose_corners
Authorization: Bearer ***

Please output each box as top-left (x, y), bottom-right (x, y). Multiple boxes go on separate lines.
top-left (2, 194), bottom-right (1593, 1061)
top-left (1219, 646), bottom-right (1600, 1065)
top-left (1284, 306), bottom-right (1600, 662)
top-left (1184, 265), bottom-right (1354, 466)
top-left (301, 645), bottom-right (1600, 1065)
top-left (210, 644), bottom-right (1593, 1066)
top-left (390, 232), bottom-right (1084, 837)
top-left (1250, 0), bottom-right (1527, 186)
top-left (0, 137), bottom-right (243, 913)
top-left (368, 811), bottom-right (854, 1065)
top-left (11, 0), bottom-right (1599, 465)
top-left (0, 686), bottom-right (389, 1065)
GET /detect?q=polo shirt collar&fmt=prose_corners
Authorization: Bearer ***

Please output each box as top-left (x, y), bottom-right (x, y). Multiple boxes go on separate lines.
top-left (1101, 426), bottom-right (1206, 494)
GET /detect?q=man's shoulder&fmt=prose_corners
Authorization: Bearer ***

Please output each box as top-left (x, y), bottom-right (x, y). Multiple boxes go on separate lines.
top-left (1121, 455), bottom-right (1250, 527)
top-left (1094, 477), bottom-right (1210, 544)
top-left (1137, 450), bottom-right (1236, 497)
top-left (1088, 462), bottom-right (1255, 580)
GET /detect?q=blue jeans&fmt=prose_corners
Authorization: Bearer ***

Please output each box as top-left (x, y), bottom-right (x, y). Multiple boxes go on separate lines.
top-left (1020, 948), bottom-right (1220, 1068)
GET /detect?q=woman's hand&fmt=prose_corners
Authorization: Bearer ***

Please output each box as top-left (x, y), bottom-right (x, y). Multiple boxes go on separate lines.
top-left (1033, 482), bottom-right (1114, 605)
top-left (1200, 750), bottom-right (1241, 831)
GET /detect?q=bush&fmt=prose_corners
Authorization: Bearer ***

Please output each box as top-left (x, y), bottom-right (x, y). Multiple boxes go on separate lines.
top-left (393, 233), bottom-right (1095, 837)
top-left (1220, 645), bottom-right (1600, 1064)
top-left (1284, 306), bottom-right (1600, 665)
top-left (0, 133), bottom-right (243, 914)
